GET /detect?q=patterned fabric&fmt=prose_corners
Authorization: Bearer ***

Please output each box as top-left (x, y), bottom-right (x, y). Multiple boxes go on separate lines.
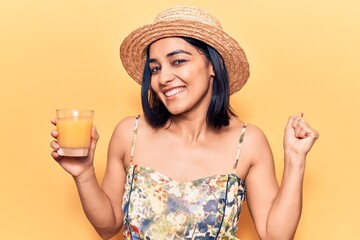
top-left (122, 116), bottom-right (248, 239)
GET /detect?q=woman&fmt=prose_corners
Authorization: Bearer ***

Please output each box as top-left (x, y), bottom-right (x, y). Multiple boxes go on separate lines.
top-left (50, 5), bottom-right (319, 240)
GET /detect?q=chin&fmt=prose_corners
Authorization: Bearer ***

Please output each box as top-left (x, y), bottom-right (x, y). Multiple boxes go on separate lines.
top-left (166, 105), bottom-right (190, 116)
top-left (168, 109), bottom-right (186, 116)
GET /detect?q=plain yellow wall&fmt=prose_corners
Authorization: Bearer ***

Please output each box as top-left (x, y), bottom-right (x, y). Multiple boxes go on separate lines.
top-left (1, 0), bottom-right (359, 239)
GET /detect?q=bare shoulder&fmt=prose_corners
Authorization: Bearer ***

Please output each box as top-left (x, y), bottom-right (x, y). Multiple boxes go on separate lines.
top-left (112, 115), bottom-right (139, 137)
top-left (112, 114), bottom-right (153, 138)
top-left (231, 118), bottom-right (273, 165)
top-left (244, 123), bottom-right (269, 145)
top-left (108, 115), bottom-right (141, 164)
top-left (230, 117), bottom-right (268, 141)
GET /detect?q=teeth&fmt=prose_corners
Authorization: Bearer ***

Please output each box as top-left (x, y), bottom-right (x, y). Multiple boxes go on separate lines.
top-left (164, 87), bottom-right (185, 97)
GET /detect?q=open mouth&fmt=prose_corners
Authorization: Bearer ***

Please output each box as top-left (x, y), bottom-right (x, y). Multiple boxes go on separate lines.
top-left (164, 87), bottom-right (186, 97)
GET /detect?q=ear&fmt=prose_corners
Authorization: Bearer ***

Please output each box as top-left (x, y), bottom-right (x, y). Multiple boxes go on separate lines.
top-left (209, 64), bottom-right (215, 77)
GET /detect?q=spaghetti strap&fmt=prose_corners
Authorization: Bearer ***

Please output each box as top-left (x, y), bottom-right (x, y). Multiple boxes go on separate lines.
top-left (233, 123), bottom-right (248, 172)
top-left (129, 115), bottom-right (140, 165)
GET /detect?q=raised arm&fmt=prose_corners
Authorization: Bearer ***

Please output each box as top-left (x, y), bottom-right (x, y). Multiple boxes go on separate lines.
top-left (244, 113), bottom-right (319, 240)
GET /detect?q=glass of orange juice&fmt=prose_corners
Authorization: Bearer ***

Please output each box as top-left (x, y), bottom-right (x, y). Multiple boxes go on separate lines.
top-left (56, 109), bottom-right (94, 157)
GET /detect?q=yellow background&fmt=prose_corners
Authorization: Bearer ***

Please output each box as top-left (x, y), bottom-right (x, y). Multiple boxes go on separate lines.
top-left (1, 0), bottom-right (359, 239)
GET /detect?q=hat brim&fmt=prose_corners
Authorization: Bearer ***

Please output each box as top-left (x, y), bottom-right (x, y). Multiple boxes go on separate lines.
top-left (120, 19), bottom-right (249, 95)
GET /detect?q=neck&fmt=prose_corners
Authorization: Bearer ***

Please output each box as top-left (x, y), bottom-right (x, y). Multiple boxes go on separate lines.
top-left (167, 113), bottom-right (214, 143)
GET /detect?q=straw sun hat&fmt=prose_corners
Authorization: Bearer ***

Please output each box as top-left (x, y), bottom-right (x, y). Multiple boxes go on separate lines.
top-left (120, 5), bottom-right (250, 95)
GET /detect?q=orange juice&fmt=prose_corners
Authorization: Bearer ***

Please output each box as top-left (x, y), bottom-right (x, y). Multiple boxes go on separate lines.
top-left (56, 109), bottom-right (94, 157)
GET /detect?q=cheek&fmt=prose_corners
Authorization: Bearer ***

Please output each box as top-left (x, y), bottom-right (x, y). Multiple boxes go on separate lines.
top-left (177, 68), bottom-right (192, 78)
top-left (186, 62), bottom-right (212, 81)
top-left (149, 76), bottom-right (158, 91)
top-left (149, 77), bottom-right (164, 100)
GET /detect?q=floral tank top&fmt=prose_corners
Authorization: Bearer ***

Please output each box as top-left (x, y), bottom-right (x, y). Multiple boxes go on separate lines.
top-left (122, 116), bottom-right (248, 239)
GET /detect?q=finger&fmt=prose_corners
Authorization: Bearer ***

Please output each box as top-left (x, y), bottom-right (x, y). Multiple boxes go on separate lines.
top-left (307, 128), bottom-right (320, 139)
top-left (51, 118), bottom-right (57, 126)
top-left (293, 113), bottom-right (312, 131)
top-left (91, 126), bottom-right (99, 142)
top-left (286, 114), bottom-right (297, 132)
top-left (88, 126), bottom-right (99, 156)
top-left (294, 118), bottom-right (306, 134)
top-left (292, 114), bottom-right (306, 136)
top-left (297, 117), bottom-right (319, 139)
top-left (51, 150), bottom-right (63, 161)
top-left (298, 116), bottom-right (319, 138)
top-left (293, 122), bottom-right (303, 138)
top-left (291, 113), bottom-right (304, 128)
top-left (51, 130), bottom-right (59, 138)
top-left (297, 126), bottom-right (308, 139)
top-left (50, 140), bottom-right (60, 150)
top-left (296, 123), bottom-right (319, 140)
top-left (285, 113), bottom-right (302, 131)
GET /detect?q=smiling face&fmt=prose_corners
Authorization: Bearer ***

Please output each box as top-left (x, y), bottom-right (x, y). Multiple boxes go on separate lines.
top-left (148, 37), bottom-right (215, 116)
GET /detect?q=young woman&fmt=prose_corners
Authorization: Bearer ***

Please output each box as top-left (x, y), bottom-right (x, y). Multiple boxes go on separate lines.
top-left (50, 5), bottom-right (319, 240)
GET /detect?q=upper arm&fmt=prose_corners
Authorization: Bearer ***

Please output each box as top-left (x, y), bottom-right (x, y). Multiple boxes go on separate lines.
top-left (243, 125), bottom-right (280, 238)
top-left (100, 116), bottom-right (136, 230)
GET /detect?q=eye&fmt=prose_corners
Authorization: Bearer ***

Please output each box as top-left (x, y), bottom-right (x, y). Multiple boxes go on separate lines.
top-left (150, 66), bottom-right (161, 73)
top-left (172, 59), bottom-right (187, 65)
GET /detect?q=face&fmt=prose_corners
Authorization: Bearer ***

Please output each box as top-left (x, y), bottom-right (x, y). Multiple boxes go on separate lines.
top-left (148, 37), bottom-right (215, 116)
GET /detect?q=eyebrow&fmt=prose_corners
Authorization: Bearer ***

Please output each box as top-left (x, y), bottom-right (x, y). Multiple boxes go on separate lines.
top-left (149, 49), bottom-right (192, 63)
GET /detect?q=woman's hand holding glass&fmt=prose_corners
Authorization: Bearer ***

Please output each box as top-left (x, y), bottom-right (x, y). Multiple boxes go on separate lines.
top-left (50, 118), bottom-right (99, 178)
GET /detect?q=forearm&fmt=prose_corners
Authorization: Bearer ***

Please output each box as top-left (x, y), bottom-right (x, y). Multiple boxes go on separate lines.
top-left (265, 155), bottom-right (306, 240)
top-left (73, 167), bottom-right (119, 238)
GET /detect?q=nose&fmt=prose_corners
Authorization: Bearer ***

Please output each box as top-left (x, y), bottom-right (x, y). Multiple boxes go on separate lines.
top-left (158, 66), bottom-right (175, 85)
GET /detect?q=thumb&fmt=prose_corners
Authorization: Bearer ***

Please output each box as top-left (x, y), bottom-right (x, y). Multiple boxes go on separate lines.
top-left (285, 113), bottom-right (303, 134)
top-left (89, 126), bottom-right (99, 152)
